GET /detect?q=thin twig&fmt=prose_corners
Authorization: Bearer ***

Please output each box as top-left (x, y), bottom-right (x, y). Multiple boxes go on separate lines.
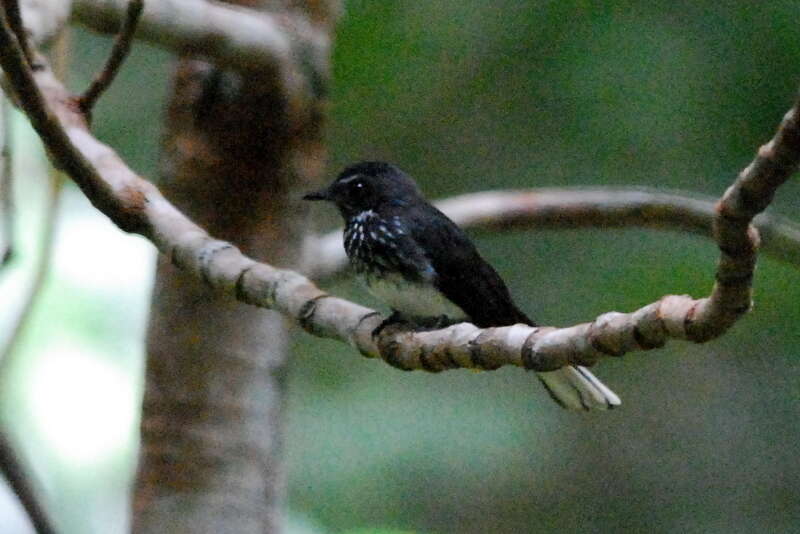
top-left (0, 431), bottom-right (58, 534)
top-left (77, 0), bottom-right (143, 114)
top-left (0, 13), bottom-right (798, 381)
top-left (0, 95), bottom-right (12, 267)
top-left (309, 188), bottom-right (800, 279)
top-left (1, 0), bottom-right (34, 66)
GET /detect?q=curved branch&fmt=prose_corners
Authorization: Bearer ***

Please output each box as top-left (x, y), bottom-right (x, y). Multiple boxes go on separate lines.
top-left (309, 188), bottom-right (800, 279)
top-left (0, 431), bottom-right (57, 534)
top-left (0, 164), bottom-right (63, 371)
top-left (77, 0), bottom-right (142, 113)
top-left (3, 0), bottom-right (34, 65)
top-left (0, 95), bottom-right (13, 267)
top-left (1, 14), bottom-right (799, 378)
top-left (70, 0), bottom-right (331, 98)
top-left (0, 11), bottom-right (65, 533)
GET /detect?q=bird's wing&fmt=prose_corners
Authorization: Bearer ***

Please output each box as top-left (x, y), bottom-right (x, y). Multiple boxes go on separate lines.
top-left (406, 204), bottom-right (534, 328)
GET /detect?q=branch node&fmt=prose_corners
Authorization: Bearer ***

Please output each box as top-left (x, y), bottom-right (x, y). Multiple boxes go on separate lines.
top-left (418, 345), bottom-right (442, 373)
top-left (198, 241), bottom-right (234, 286)
top-left (657, 294), bottom-right (695, 339)
top-left (521, 327), bottom-right (568, 371)
top-left (624, 303), bottom-right (664, 350)
top-left (351, 311), bottom-right (381, 356)
top-left (235, 264), bottom-right (257, 303)
top-left (234, 263), bottom-right (279, 308)
top-left (588, 312), bottom-right (632, 358)
top-left (297, 294), bottom-right (330, 334)
top-left (469, 330), bottom-right (505, 370)
top-left (377, 328), bottom-right (415, 371)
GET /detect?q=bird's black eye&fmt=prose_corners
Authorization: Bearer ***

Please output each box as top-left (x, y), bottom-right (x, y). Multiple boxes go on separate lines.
top-left (350, 179), bottom-right (369, 196)
top-left (334, 174), bottom-right (372, 203)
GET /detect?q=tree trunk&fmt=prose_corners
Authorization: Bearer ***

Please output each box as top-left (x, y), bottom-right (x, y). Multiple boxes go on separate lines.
top-left (132, 2), bottom-right (332, 532)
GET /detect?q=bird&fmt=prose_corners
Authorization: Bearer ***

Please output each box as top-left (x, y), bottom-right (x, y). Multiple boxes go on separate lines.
top-left (304, 161), bottom-right (620, 410)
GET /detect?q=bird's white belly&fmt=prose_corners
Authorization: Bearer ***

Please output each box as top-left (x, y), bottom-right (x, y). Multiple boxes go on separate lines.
top-left (365, 272), bottom-right (466, 320)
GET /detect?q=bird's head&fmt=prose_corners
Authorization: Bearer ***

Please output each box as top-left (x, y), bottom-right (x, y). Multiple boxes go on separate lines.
top-left (303, 161), bottom-right (422, 219)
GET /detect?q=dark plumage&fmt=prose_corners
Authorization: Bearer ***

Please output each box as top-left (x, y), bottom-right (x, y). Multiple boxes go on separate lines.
top-left (304, 162), bottom-right (620, 410)
top-left (307, 161), bottom-right (530, 327)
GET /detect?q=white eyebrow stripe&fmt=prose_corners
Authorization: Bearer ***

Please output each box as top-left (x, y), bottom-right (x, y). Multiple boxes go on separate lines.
top-left (337, 174), bottom-right (362, 185)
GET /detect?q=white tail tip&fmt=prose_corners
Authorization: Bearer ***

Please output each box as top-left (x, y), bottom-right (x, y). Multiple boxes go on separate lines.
top-left (536, 365), bottom-right (621, 411)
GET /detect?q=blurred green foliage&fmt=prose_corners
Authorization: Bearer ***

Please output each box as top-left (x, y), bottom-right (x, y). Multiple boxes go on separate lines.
top-left (3, 1), bottom-right (800, 533)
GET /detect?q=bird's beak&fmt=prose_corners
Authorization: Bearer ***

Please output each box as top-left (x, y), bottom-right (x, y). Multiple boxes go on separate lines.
top-left (302, 187), bottom-right (330, 201)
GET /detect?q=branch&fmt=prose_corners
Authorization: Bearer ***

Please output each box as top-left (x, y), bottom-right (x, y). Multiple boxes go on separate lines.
top-left (70, 0), bottom-right (331, 98)
top-left (0, 95), bottom-right (12, 266)
top-left (0, 431), bottom-right (58, 534)
top-left (0, 9), bottom-right (65, 533)
top-left (1, 0), bottom-right (33, 65)
top-left (0, 149), bottom-right (63, 368)
top-left (1, 12), bottom-right (799, 374)
top-left (77, 0), bottom-right (142, 114)
top-left (309, 188), bottom-right (800, 279)
top-left (13, 0), bottom-right (72, 48)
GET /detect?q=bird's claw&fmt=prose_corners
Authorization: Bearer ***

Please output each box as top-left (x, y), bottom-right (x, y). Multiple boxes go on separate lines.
top-left (372, 311), bottom-right (410, 338)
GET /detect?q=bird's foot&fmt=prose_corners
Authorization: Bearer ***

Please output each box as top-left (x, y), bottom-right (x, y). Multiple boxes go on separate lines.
top-left (372, 311), bottom-right (411, 338)
top-left (415, 314), bottom-right (459, 330)
top-left (373, 313), bottom-right (459, 338)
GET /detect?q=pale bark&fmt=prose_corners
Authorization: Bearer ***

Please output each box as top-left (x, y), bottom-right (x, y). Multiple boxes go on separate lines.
top-left (0, 95), bottom-right (11, 266)
top-left (2, 22), bottom-right (798, 382)
top-left (2, 0), bottom-right (798, 531)
top-left (2, 6), bottom-right (800, 531)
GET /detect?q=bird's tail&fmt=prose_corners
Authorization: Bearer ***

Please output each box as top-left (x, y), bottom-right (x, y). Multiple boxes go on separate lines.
top-left (536, 365), bottom-right (621, 411)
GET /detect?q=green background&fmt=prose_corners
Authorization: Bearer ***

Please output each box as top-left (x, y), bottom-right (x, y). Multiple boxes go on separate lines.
top-left (2, 1), bottom-right (800, 533)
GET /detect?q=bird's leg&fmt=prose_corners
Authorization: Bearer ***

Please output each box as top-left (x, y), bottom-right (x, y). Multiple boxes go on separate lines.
top-left (435, 314), bottom-right (459, 328)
